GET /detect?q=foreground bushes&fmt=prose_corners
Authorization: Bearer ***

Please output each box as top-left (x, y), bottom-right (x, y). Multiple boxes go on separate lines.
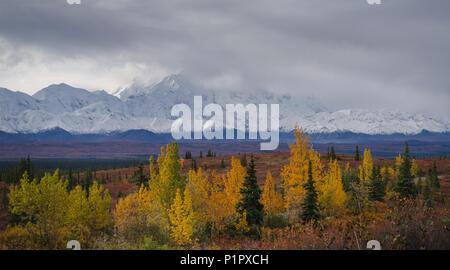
top-left (0, 136), bottom-right (448, 250)
top-left (208, 198), bottom-right (449, 250)
top-left (0, 171), bottom-right (111, 250)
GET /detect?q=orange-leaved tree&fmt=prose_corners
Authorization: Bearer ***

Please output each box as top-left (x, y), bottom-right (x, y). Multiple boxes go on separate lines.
top-left (318, 159), bottom-right (347, 216)
top-left (113, 184), bottom-right (167, 244)
top-left (359, 149), bottom-right (373, 184)
top-left (186, 168), bottom-right (211, 225)
top-left (261, 170), bottom-right (284, 215)
top-left (168, 188), bottom-right (196, 247)
top-left (205, 157), bottom-right (246, 233)
top-left (281, 126), bottom-right (323, 217)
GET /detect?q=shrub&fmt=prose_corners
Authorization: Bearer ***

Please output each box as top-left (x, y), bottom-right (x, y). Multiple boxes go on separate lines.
top-left (263, 214), bottom-right (288, 229)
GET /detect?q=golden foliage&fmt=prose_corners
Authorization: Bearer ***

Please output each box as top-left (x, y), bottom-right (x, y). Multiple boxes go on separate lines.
top-left (381, 167), bottom-right (396, 180)
top-left (168, 189), bottom-right (196, 246)
top-left (186, 168), bottom-right (211, 224)
top-left (395, 154), bottom-right (403, 172)
top-left (221, 157), bottom-right (246, 220)
top-left (66, 182), bottom-right (111, 246)
top-left (205, 158), bottom-right (246, 233)
top-left (235, 211), bottom-right (250, 233)
top-left (148, 142), bottom-right (185, 212)
top-left (411, 159), bottom-right (420, 178)
top-left (7, 171), bottom-right (111, 249)
top-left (113, 185), bottom-right (167, 243)
top-left (0, 224), bottom-right (39, 250)
top-left (359, 149), bottom-right (373, 184)
top-left (318, 160), bottom-right (347, 216)
top-left (205, 171), bottom-right (227, 233)
top-left (281, 126), bottom-right (323, 216)
top-left (261, 170), bottom-right (284, 215)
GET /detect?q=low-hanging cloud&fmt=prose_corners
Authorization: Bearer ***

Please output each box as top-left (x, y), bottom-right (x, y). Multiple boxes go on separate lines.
top-left (0, 0), bottom-right (449, 117)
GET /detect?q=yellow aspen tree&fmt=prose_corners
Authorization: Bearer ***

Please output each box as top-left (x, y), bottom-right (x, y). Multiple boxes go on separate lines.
top-left (186, 168), bottom-right (211, 224)
top-left (410, 159), bottom-right (420, 178)
top-left (113, 193), bottom-right (140, 239)
top-left (359, 149), bottom-right (373, 184)
top-left (393, 153), bottom-right (403, 182)
top-left (86, 181), bottom-right (111, 233)
top-left (235, 210), bottom-right (250, 233)
top-left (318, 160), bottom-right (347, 216)
top-left (181, 188), bottom-right (196, 244)
top-left (221, 156), bottom-right (246, 221)
top-left (114, 185), bottom-right (167, 242)
top-left (149, 156), bottom-right (157, 181)
top-left (168, 189), bottom-right (196, 247)
top-left (281, 126), bottom-right (323, 216)
top-left (8, 170), bottom-right (70, 249)
top-left (67, 185), bottom-right (91, 245)
top-left (149, 142), bottom-right (185, 212)
top-left (395, 154), bottom-right (403, 172)
top-left (381, 166), bottom-right (396, 180)
top-left (206, 170), bottom-right (228, 233)
top-left (261, 170), bottom-right (284, 215)
top-left (66, 182), bottom-right (112, 247)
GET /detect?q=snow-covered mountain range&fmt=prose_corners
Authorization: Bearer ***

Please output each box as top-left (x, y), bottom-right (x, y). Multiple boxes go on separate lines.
top-left (0, 75), bottom-right (449, 135)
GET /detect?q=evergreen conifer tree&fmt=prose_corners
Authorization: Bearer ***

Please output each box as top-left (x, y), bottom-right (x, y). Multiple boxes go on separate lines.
top-left (301, 161), bottom-right (319, 223)
top-left (394, 142), bottom-right (417, 199)
top-left (330, 146), bottom-right (337, 160)
top-left (355, 145), bottom-right (360, 161)
top-left (236, 154), bottom-right (263, 226)
top-left (431, 161), bottom-right (440, 189)
top-left (423, 170), bottom-right (434, 208)
top-left (191, 159), bottom-right (197, 171)
top-left (369, 165), bottom-right (385, 201)
top-left (240, 154), bottom-right (247, 167)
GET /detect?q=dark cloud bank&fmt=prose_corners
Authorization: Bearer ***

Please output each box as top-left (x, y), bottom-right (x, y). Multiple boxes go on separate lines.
top-left (0, 0), bottom-right (449, 117)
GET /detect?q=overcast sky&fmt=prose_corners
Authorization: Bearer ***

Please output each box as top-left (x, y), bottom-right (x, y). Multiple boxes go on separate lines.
top-left (0, 0), bottom-right (449, 116)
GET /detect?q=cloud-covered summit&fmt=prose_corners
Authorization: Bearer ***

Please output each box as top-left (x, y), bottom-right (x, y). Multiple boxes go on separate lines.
top-left (0, 0), bottom-right (449, 117)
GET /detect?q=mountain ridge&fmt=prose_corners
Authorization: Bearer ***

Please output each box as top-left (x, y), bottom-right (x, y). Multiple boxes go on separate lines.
top-left (0, 75), bottom-right (448, 135)
top-left (0, 127), bottom-right (449, 144)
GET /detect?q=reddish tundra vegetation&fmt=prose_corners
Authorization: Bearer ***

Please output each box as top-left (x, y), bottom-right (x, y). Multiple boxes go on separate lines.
top-left (86, 151), bottom-right (450, 203)
top-left (0, 130), bottom-right (449, 250)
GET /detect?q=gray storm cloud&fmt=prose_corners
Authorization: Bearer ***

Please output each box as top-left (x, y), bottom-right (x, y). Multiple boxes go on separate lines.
top-left (0, 0), bottom-right (449, 117)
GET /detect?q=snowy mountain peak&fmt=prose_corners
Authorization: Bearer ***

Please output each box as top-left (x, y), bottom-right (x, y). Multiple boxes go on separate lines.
top-left (160, 74), bottom-right (184, 90)
top-left (33, 83), bottom-right (89, 100)
top-left (0, 75), bottom-right (448, 134)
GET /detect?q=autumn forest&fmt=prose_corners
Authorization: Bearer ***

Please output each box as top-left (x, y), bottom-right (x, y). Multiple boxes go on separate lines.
top-left (0, 127), bottom-right (448, 250)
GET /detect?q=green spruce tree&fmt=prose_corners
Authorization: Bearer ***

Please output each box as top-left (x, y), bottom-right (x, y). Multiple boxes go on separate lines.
top-left (394, 142), bottom-right (417, 199)
top-left (236, 154), bottom-right (263, 226)
top-left (301, 161), bottom-right (319, 223)
top-left (355, 145), bottom-right (360, 161)
top-left (191, 159), bottom-right (197, 171)
top-left (330, 146), bottom-right (337, 160)
top-left (369, 165), bottom-right (385, 201)
top-left (431, 160), bottom-right (440, 189)
top-left (240, 154), bottom-right (247, 167)
top-left (135, 162), bottom-right (146, 187)
top-left (423, 169), bottom-right (434, 208)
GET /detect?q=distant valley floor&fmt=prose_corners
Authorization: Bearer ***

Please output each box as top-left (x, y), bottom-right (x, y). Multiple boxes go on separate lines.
top-left (0, 141), bottom-right (449, 159)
